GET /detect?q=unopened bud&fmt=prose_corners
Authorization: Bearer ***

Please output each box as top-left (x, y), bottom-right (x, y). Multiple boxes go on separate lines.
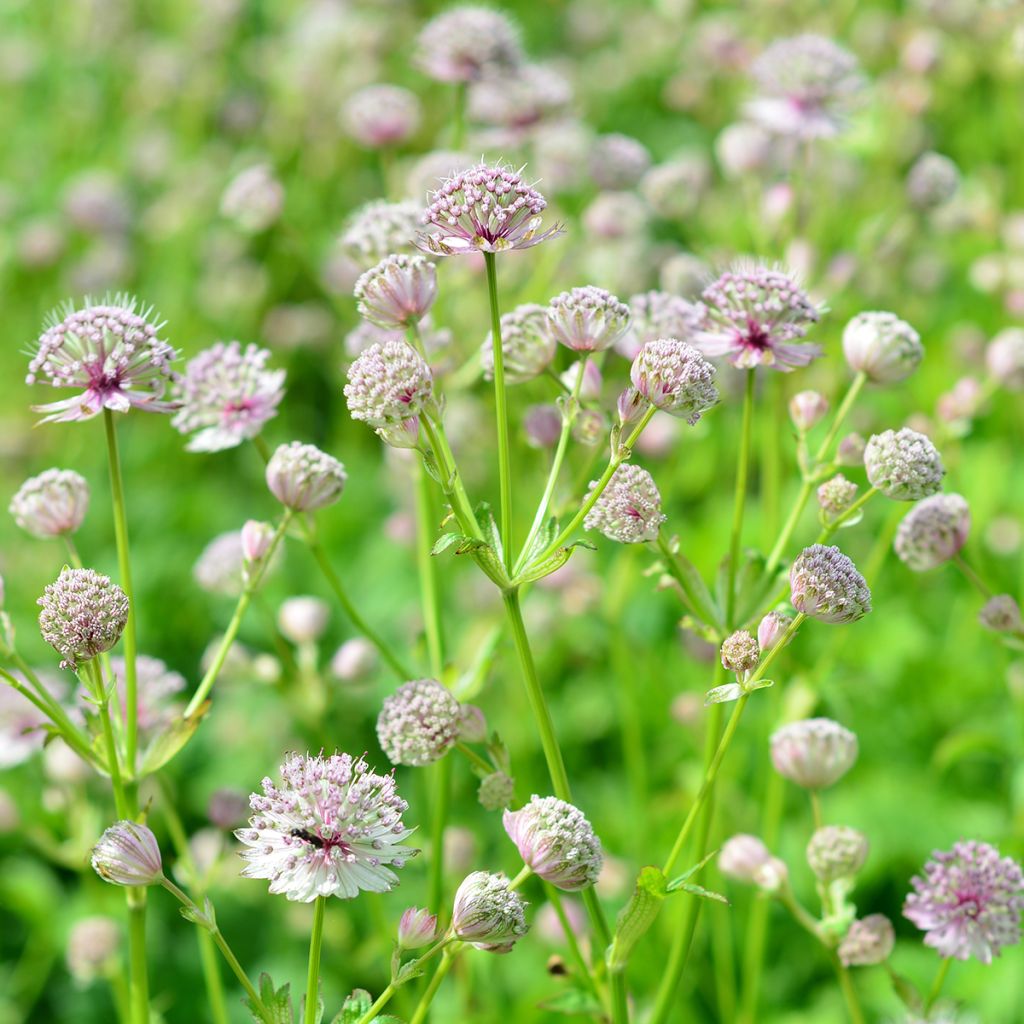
top-left (807, 825), bottom-right (869, 883)
top-left (398, 906), bottom-right (438, 950)
top-left (91, 821), bottom-right (164, 887)
top-left (241, 520), bottom-right (273, 564)
top-left (757, 611), bottom-right (792, 651)
top-left (789, 390), bottom-right (829, 431)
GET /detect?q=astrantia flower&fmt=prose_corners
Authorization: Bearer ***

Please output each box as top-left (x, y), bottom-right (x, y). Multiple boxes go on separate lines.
top-left (220, 164), bottom-right (284, 233)
top-left (451, 871), bottom-right (529, 952)
top-left (342, 84), bottom-right (422, 149)
top-left (789, 390), bottom-right (829, 431)
top-left (770, 717), bottom-right (858, 789)
top-left (978, 595), bottom-right (1022, 635)
top-left (789, 545), bottom-right (871, 623)
top-left (696, 264), bottom-right (822, 371)
top-left (9, 469), bottom-right (89, 538)
top-left (344, 340), bottom-right (434, 427)
top-left (266, 442), bottom-right (347, 513)
top-left (38, 568), bottom-right (129, 670)
top-left (719, 834), bottom-right (788, 892)
top-left (630, 339), bottom-right (719, 423)
top-left (746, 34), bottom-right (864, 140)
top-left (415, 6), bottom-right (523, 84)
top-left (171, 341), bottom-right (285, 452)
top-left (503, 795), bottom-right (603, 891)
top-left (0, 674), bottom-right (69, 767)
top-left (720, 630), bottom-right (760, 674)
top-left (584, 463), bottom-right (666, 544)
top-left (340, 200), bottom-right (422, 267)
top-left (907, 152), bottom-right (960, 211)
top-left (468, 63), bottom-right (571, 133)
top-left (111, 655), bottom-right (185, 735)
top-left (419, 163), bottom-right (562, 255)
top-left (894, 494), bottom-right (970, 572)
top-left (590, 133), bottom-right (652, 190)
top-left (376, 679), bottom-right (462, 767)
top-left (618, 291), bottom-right (705, 360)
top-left (839, 915), bottom-right (895, 967)
top-left (903, 840), bottom-right (1024, 963)
top-left (194, 530), bottom-right (246, 596)
top-left (355, 255), bottom-right (437, 330)
top-left (985, 328), bottom-right (1024, 391)
top-left (479, 303), bottom-right (556, 383)
top-left (398, 907), bottom-right (438, 949)
top-left (479, 772), bottom-right (516, 811)
top-left (546, 286), bottom-right (631, 353)
top-left (864, 428), bottom-right (944, 501)
top-left (92, 821), bottom-right (164, 886)
top-left (843, 312), bottom-right (924, 384)
top-left (817, 474), bottom-right (859, 524)
top-left (807, 825), bottom-right (869, 882)
top-left (27, 296), bottom-right (178, 423)
top-left (235, 752), bottom-right (417, 902)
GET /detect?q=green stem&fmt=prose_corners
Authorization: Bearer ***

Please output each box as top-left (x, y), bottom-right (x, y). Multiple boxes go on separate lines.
top-left (727, 369), bottom-right (756, 626)
top-left (834, 956), bottom-right (867, 1024)
top-left (508, 865), bottom-right (533, 890)
top-left (303, 524), bottom-right (413, 679)
top-left (546, 885), bottom-right (606, 1008)
top-left (354, 983), bottom-right (397, 1024)
top-left (64, 535), bottom-right (84, 568)
top-left (86, 661), bottom-right (129, 820)
top-left (455, 742), bottom-right (493, 774)
top-left (103, 410), bottom-right (138, 779)
top-left (419, 414), bottom-right (482, 540)
top-left (428, 756), bottom-right (452, 915)
top-left (924, 957), bottom-right (952, 1014)
top-left (655, 532), bottom-right (726, 636)
top-left (409, 948), bottom-right (455, 1024)
top-left (815, 372), bottom-right (866, 466)
top-left (810, 790), bottom-right (824, 830)
top-left (953, 553), bottom-right (993, 599)
top-left (304, 897), bottom-right (326, 1024)
top-left (484, 252), bottom-right (514, 569)
top-left (127, 894), bottom-right (149, 1024)
top-left (817, 487), bottom-right (879, 543)
top-left (762, 375), bottom-right (784, 545)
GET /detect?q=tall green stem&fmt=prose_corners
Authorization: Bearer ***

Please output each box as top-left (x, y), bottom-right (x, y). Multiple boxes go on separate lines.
top-left (305, 897), bottom-right (326, 1024)
top-left (484, 252), bottom-right (514, 568)
top-left (953, 553), bottom-right (992, 599)
top-left (727, 370), bottom-right (756, 626)
top-left (410, 948), bottom-right (455, 1024)
top-left (834, 956), bottom-right (867, 1024)
top-left (924, 957), bottom-right (952, 1014)
top-left (86, 660), bottom-right (128, 820)
top-left (419, 414), bottom-right (482, 540)
top-left (127, 893), bottom-right (148, 1024)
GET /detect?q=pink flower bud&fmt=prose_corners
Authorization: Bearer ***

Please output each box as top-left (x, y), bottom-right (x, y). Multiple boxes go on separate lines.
top-left (398, 906), bottom-right (438, 949)
top-left (241, 520), bottom-right (274, 564)
top-left (91, 821), bottom-right (164, 886)
top-left (458, 705), bottom-right (488, 743)
top-left (757, 611), bottom-right (792, 651)
top-left (788, 390), bottom-right (829, 431)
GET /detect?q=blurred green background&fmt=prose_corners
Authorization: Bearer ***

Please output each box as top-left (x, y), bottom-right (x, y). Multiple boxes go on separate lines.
top-left (1, 0), bottom-right (1023, 1021)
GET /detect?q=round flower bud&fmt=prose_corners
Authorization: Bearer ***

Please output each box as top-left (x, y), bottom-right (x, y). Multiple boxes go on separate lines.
top-left (478, 771), bottom-right (516, 811)
top-left (451, 871), bottom-right (529, 953)
top-left (590, 133), bottom-right (651, 190)
top-left (66, 916), bottom-right (120, 982)
top-left (342, 84), bottom-right (421, 149)
top-left (789, 390), bottom-right (829, 431)
top-left (344, 340), bottom-right (433, 427)
top-left (240, 520), bottom-right (274, 565)
top-left (907, 152), bottom-right (960, 211)
top-left (9, 469), bottom-right (90, 538)
top-left (38, 568), bottom-right (129, 670)
top-left (842, 312), bottom-right (923, 384)
top-left (398, 907), bottom-right (438, 950)
top-left (220, 164), bottom-right (284, 233)
top-left (817, 474), bottom-right (859, 524)
top-left (207, 788), bottom-right (250, 829)
top-left (354, 255), bottom-right (437, 330)
top-left (629, 339), bottom-right (719, 424)
top-left (503, 795), bottom-right (603, 891)
top-left (720, 630), bottom-right (760, 674)
top-left (523, 404), bottom-right (562, 448)
top-left (978, 594), bottom-right (1022, 634)
top-left (986, 327), bottom-right (1024, 391)
top-left (277, 597), bottom-right (330, 645)
top-left (770, 717), bottom-right (858, 789)
top-left (457, 705), bottom-right (488, 744)
top-left (894, 493), bottom-right (970, 571)
top-left (376, 679), bottom-right (461, 767)
top-left (836, 432), bottom-right (866, 467)
top-left (838, 914), bottom-right (895, 967)
top-left (757, 611), bottom-right (792, 651)
top-left (414, 7), bottom-right (523, 84)
top-left (546, 286), bottom-right (631, 353)
top-left (583, 464), bottom-right (666, 544)
top-left (719, 834), bottom-right (788, 892)
top-left (91, 820), bottom-right (164, 886)
top-left (480, 304), bottom-right (556, 384)
top-left (789, 545), bottom-right (871, 623)
top-left (265, 442), bottom-right (347, 512)
top-left (864, 428), bottom-right (944, 501)
top-left (572, 408), bottom-right (607, 447)
top-left (330, 637), bottom-right (377, 683)
top-left (807, 825), bottom-right (869, 883)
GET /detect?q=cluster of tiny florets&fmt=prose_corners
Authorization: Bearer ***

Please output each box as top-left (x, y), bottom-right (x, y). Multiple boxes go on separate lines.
top-left (344, 341), bottom-right (434, 427)
top-left (172, 341), bottom-right (285, 452)
top-left (340, 200), bottom-right (422, 267)
top-left (9, 469), bottom-right (90, 538)
top-left (584, 463), bottom-right (666, 544)
top-left (720, 630), bottom-right (760, 674)
top-left (354, 254), bottom-right (438, 331)
top-left (265, 442), bottom-right (347, 512)
top-left (629, 339), bottom-right (719, 424)
top-left (894, 493), bottom-right (970, 571)
top-left (839, 915), bottom-right (895, 967)
top-left (807, 825), bottom-right (869, 882)
top-left (770, 717), bottom-right (859, 789)
top-left (451, 870), bottom-right (529, 952)
top-left (415, 6), bottom-right (523, 84)
top-left (38, 567), bottom-right (130, 669)
top-left (343, 84), bottom-right (422, 149)
top-left (817, 473), bottom-right (859, 523)
top-left (376, 679), bottom-right (462, 767)
top-left (864, 428), bottom-right (945, 501)
top-left (978, 595), bottom-right (1022, 635)
top-left (546, 286), bottom-right (631, 353)
top-left (842, 311), bottom-right (923, 384)
top-left (480, 303), bottom-right (556, 383)
top-left (619, 291), bottom-right (705, 359)
top-left (789, 545), bottom-right (871, 623)
top-left (503, 795), bottom-right (603, 891)
top-left (907, 152), bottom-right (960, 211)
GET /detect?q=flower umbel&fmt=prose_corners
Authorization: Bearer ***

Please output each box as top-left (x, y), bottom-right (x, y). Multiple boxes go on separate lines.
top-left (345, 340), bottom-right (434, 427)
top-left (236, 752), bottom-right (418, 902)
top-left (864, 428), bottom-right (944, 501)
top-left (546, 286), bottom-right (631, 353)
top-left (503, 795), bottom-right (603, 891)
top-left (9, 469), bottom-right (90, 538)
top-left (451, 871), bottom-right (529, 952)
top-left (630, 338), bottom-right (719, 423)
top-left (38, 567), bottom-right (129, 670)
top-left (789, 545), bottom-right (871, 623)
top-left (480, 303), bottom-right (556, 383)
top-left (266, 442), bottom-right (347, 512)
top-left (354, 255), bottom-right (437, 331)
top-left (584, 464), bottom-right (666, 544)
top-left (770, 717), bottom-right (858, 789)
top-left (376, 679), bottom-right (462, 767)
top-left (894, 493), bottom-right (970, 571)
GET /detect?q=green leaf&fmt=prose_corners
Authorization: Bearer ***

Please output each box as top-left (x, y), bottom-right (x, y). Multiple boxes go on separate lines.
top-left (745, 677), bottom-right (775, 693)
top-left (672, 882), bottom-right (729, 904)
top-left (537, 987), bottom-right (605, 1016)
top-left (606, 866), bottom-right (669, 973)
top-left (887, 970), bottom-right (924, 1014)
top-left (331, 989), bottom-right (371, 1023)
top-left (666, 849), bottom-right (718, 888)
top-left (138, 707), bottom-right (208, 775)
top-left (704, 683), bottom-right (743, 706)
top-left (474, 501), bottom-right (504, 563)
top-left (516, 539), bottom-right (596, 585)
top-left (246, 973), bottom-right (294, 1024)
top-left (430, 533), bottom-right (465, 556)
top-left (658, 537), bottom-right (725, 634)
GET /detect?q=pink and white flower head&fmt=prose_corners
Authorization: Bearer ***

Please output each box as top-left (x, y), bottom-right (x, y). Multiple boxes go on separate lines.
top-left (789, 390), bottom-right (829, 431)
top-left (746, 34), bottom-right (865, 141)
top-left (907, 152), bottom-right (960, 211)
top-left (9, 469), bottom-right (90, 538)
top-left (220, 165), bottom-right (284, 233)
top-left (91, 821), bottom-right (164, 887)
top-left (340, 200), bottom-right (422, 267)
top-left (171, 341), bottom-right (285, 452)
top-left (278, 596), bottom-right (330, 646)
top-left (194, 530), bottom-right (247, 596)
top-left (354, 255), bottom-right (437, 330)
top-left (719, 834), bottom-right (788, 892)
top-left (236, 752), bottom-right (418, 902)
top-left (696, 264), bottom-right (822, 371)
top-left (480, 303), bottom-right (556, 384)
top-left (904, 840), bottom-right (1023, 963)
top-left (584, 463), bottom-right (666, 544)
top-left (839, 915), bottom-right (895, 967)
top-left (630, 339), bottom-right (719, 423)
top-left (842, 312), bottom-right (923, 384)
top-left (617, 291), bottom-right (705, 360)
top-left (807, 825), bottom-right (869, 883)
top-left (418, 163), bottom-right (563, 255)
top-left (770, 717), bottom-right (858, 789)
top-left (468, 63), bottom-right (571, 134)
top-left (757, 610), bottom-right (792, 651)
top-left (978, 595), bottom-right (1023, 635)
top-left (66, 916), bottom-right (120, 982)
top-left (589, 133), bottom-right (652, 190)
top-left (985, 328), bottom-right (1024, 391)
top-left (789, 544), bottom-right (871, 623)
top-left (864, 428), bottom-right (944, 501)
top-left (546, 286), bottom-right (631, 353)
top-left (342, 84), bottom-right (422, 149)
top-left (266, 442), bottom-right (347, 512)
top-left (376, 679), bottom-right (462, 767)
top-left (451, 871), bottom-right (529, 952)
top-left (330, 637), bottom-right (378, 683)
top-left (503, 795), bottom-right (603, 891)
top-left (894, 493), bottom-right (971, 571)
top-left (345, 340), bottom-right (434, 427)
top-left (27, 296), bottom-right (179, 424)
top-left (241, 520), bottom-right (274, 565)
top-left (38, 568), bottom-right (129, 670)
top-left (398, 906), bottom-right (438, 949)
top-left (0, 674), bottom-right (68, 767)
top-left (415, 6), bottom-right (523, 84)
